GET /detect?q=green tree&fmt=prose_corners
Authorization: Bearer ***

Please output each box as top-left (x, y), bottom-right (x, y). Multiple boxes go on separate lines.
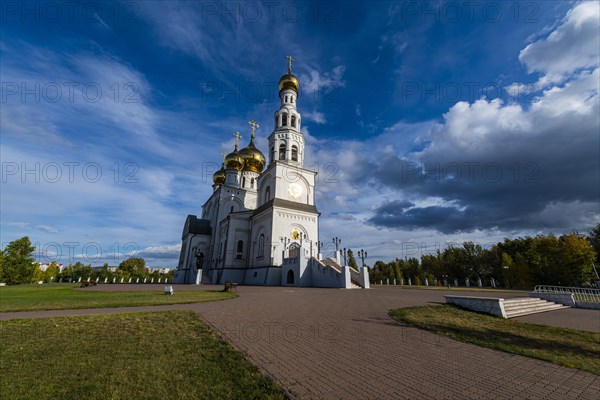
top-left (44, 262), bottom-right (60, 283)
top-left (61, 262), bottom-right (93, 281)
top-left (1, 237), bottom-right (36, 284)
top-left (501, 253), bottom-right (514, 289)
top-left (558, 233), bottom-right (596, 285)
top-left (392, 259), bottom-right (403, 283)
top-left (119, 257), bottom-right (146, 277)
top-left (0, 250), bottom-right (4, 283)
top-left (588, 223), bottom-right (600, 265)
top-left (346, 249), bottom-right (358, 270)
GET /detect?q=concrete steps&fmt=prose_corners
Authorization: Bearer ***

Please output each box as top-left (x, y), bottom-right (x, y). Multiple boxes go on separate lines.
top-left (503, 297), bottom-right (570, 318)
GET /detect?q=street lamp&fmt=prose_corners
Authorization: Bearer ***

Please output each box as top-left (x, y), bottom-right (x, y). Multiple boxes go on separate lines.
top-left (333, 237), bottom-right (341, 252)
top-left (343, 248), bottom-right (347, 266)
top-left (358, 249), bottom-right (367, 269)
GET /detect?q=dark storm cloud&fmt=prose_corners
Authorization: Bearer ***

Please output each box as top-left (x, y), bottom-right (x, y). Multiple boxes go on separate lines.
top-left (367, 68), bottom-right (600, 233)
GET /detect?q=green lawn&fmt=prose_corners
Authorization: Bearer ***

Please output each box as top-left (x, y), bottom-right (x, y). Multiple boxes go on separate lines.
top-left (0, 284), bottom-right (237, 312)
top-left (390, 305), bottom-right (600, 375)
top-left (0, 311), bottom-right (285, 400)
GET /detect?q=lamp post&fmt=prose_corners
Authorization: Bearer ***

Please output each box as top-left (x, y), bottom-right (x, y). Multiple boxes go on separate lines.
top-left (343, 248), bottom-right (347, 266)
top-left (316, 241), bottom-right (324, 260)
top-left (333, 237), bottom-right (341, 252)
top-left (300, 233), bottom-right (306, 247)
top-left (281, 237), bottom-right (291, 249)
top-left (358, 249), bottom-right (368, 269)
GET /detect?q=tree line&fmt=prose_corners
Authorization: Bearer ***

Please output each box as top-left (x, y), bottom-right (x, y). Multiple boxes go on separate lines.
top-left (0, 237), bottom-right (173, 284)
top-left (368, 226), bottom-right (600, 289)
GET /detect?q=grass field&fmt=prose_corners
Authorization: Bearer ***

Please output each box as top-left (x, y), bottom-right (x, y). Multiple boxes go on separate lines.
top-left (390, 305), bottom-right (600, 375)
top-left (0, 284), bottom-right (237, 312)
top-left (0, 311), bottom-right (285, 400)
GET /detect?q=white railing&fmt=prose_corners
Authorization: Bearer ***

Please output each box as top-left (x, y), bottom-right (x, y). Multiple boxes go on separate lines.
top-left (534, 285), bottom-right (600, 302)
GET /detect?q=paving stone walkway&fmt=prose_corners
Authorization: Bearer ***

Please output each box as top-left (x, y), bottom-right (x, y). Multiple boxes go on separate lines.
top-left (187, 286), bottom-right (600, 399)
top-left (2, 285), bottom-right (599, 399)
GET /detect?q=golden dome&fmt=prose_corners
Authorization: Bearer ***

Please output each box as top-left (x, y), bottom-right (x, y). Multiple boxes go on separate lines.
top-left (212, 164), bottom-right (226, 185)
top-left (224, 147), bottom-right (243, 171)
top-left (239, 137), bottom-right (265, 173)
top-left (278, 73), bottom-right (299, 94)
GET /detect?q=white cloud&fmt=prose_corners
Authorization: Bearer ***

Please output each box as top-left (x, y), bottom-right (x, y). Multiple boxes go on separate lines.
top-left (303, 111), bottom-right (326, 124)
top-left (504, 82), bottom-right (537, 98)
top-left (138, 244), bottom-right (181, 259)
top-left (299, 65), bottom-right (346, 94)
top-left (37, 225), bottom-right (58, 234)
top-left (519, 1), bottom-right (600, 85)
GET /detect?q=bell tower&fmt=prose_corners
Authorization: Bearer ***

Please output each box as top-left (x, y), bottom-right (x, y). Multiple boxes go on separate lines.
top-left (251, 56), bottom-right (319, 275)
top-left (269, 56), bottom-right (304, 167)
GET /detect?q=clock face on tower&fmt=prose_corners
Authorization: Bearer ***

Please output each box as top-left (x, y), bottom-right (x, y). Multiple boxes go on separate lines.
top-left (291, 229), bottom-right (301, 240)
top-left (288, 182), bottom-right (303, 199)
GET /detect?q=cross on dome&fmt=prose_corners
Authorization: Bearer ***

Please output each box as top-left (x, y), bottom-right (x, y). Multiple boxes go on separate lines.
top-left (248, 120), bottom-right (260, 138)
top-left (233, 131), bottom-right (242, 149)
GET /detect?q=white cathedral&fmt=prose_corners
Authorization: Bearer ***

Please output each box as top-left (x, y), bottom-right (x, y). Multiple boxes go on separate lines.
top-left (173, 59), bottom-right (369, 289)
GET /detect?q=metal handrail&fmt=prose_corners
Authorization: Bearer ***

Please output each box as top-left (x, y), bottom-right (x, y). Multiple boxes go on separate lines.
top-left (534, 285), bottom-right (600, 302)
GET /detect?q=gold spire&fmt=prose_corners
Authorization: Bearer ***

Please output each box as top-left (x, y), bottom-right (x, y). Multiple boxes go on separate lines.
top-left (248, 120), bottom-right (260, 139)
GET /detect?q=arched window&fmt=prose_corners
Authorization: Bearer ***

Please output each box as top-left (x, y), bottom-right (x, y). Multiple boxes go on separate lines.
top-left (291, 145), bottom-right (298, 161)
top-left (236, 240), bottom-right (243, 259)
top-left (251, 178), bottom-right (255, 188)
top-left (242, 177), bottom-right (246, 187)
top-left (282, 113), bottom-right (288, 126)
top-left (265, 186), bottom-right (271, 203)
top-left (291, 115), bottom-right (296, 128)
top-left (279, 143), bottom-right (286, 160)
top-left (289, 242), bottom-right (300, 259)
top-left (230, 206), bottom-right (234, 213)
top-left (285, 95), bottom-right (288, 103)
top-left (258, 234), bottom-right (265, 257)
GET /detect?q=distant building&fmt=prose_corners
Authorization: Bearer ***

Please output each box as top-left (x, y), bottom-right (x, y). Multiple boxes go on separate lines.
top-left (91, 266), bottom-right (119, 272)
top-left (147, 267), bottom-right (171, 274)
top-left (35, 262), bottom-right (64, 273)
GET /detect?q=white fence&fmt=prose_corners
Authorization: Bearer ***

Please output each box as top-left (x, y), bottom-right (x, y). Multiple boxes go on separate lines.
top-left (533, 285), bottom-right (600, 303)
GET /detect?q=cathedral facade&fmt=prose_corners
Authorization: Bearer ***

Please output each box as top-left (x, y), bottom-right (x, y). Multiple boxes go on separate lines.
top-left (173, 60), bottom-right (369, 288)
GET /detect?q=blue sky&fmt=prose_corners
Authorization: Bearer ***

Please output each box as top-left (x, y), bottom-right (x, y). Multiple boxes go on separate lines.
top-left (1, 1), bottom-right (599, 267)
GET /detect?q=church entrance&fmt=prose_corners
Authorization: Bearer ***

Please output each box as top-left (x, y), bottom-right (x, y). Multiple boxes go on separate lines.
top-left (287, 270), bottom-right (295, 285)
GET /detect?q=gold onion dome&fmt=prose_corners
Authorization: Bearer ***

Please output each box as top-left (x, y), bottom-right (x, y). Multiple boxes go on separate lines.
top-left (212, 164), bottom-right (226, 185)
top-left (279, 56), bottom-right (300, 94)
top-left (239, 136), bottom-right (265, 173)
top-left (225, 146), bottom-right (243, 171)
top-left (278, 73), bottom-right (299, 94)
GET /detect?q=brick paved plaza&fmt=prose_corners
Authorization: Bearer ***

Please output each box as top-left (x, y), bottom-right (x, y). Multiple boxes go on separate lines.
top-left (3, 285), bottom-right (599, 399)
